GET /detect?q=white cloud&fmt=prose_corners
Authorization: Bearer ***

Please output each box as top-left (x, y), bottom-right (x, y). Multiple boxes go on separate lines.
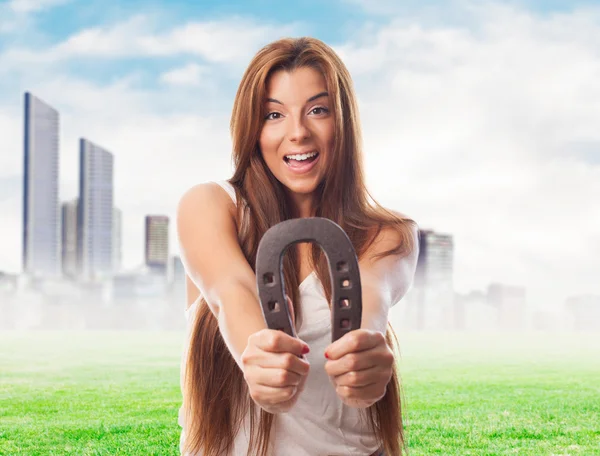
top-left (0, 6), bottom-right (26, 33)
top-left (159, 63), bottom-right (209, 87)
top-left (8, 0), bottom-right (71, 14)
top-left (0, 3), bottom-right (599, 314)
top-left (136, 18), bottom-right (300, 63)
top-left (1, 0), bottom-right (70, 32)
top-left (1, 14), bottom-right (303, 67)
top-left (332, 3), bottom-right (600, 308)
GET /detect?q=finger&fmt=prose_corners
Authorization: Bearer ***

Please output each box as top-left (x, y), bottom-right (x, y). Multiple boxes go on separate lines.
top-left (253, 329), bottom-right (310, 357)
top-left (324, 349), bottom-right (379, 377)
top-left (248, 366), bottom-right (303, 388)
top-left (336, 383), bottom-right (386, 403)
top-left (242, 345), bottom-right (311, 377)
top-left (333, 365), bottom-right (388, 388)
top-left (255, 351), bottom-right (310, 376)
top-left (252, 384), bottom-right (298, 406)
top-left (325, 330), bottom-right (384, 361)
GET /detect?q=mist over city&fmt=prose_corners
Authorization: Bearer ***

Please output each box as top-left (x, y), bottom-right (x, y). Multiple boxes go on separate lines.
top-left (0, 86), bottom-right (598, 334)
top-left (1, 1), bottom-right (599, 336)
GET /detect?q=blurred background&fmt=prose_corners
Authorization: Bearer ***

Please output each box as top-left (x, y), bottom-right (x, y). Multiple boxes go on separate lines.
top-left (0, 0), bottom-right (599, 332)
top-left (1, 0), bottom-right (599, 454)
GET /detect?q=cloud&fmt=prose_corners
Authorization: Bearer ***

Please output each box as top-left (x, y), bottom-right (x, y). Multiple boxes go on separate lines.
top-left (1, 3), bottom-right (599, 314)
top-left (331, 2), bottom-right (600, 308)
top-left (0, 0), bottom-right (70, 33)
top-left (0, 6), bottom-right (27, 33)
top-left (1, 14), bottom-right (303, 67)
top-left (159, 63), bottom-right (209, 87)
top-left (8, 0), bottom-right (71, 14)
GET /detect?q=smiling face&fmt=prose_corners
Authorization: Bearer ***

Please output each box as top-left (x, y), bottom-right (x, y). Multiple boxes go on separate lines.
top-left (259, 66), bottom-right (335, 212)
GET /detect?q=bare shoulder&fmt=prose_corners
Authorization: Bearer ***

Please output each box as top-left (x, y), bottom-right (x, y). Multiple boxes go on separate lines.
top-left (176, 181), bottom-right (238, 262)
top-left (367, 209), bottom-right (419, 261)
top-left (176, 181), bottom-right (236, 221)
top-left (360, 209), bottom-right (420, 305)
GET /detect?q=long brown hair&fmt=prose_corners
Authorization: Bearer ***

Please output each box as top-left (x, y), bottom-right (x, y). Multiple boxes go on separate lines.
top-left (182, 36), bottom-right (416, 456)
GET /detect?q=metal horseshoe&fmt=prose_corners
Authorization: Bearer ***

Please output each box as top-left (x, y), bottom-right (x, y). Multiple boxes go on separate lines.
top-left (255, 217), bottom-right (362, 342)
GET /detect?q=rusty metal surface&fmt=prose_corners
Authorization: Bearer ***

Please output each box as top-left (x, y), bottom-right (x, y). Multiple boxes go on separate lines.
top-left (255, 217), bottom-right (362, 342)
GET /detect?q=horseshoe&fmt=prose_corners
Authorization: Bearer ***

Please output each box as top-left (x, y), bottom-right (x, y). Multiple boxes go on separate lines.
top-left (255, 217), bottom-right (362, 342)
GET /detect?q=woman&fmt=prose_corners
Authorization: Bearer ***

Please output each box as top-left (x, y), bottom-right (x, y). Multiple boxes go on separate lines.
top-left (176, 36), bottom-right (419, 456)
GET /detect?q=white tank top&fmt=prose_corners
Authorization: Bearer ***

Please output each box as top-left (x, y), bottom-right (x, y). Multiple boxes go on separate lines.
top-left (178, 180), bottom-right (381, 455)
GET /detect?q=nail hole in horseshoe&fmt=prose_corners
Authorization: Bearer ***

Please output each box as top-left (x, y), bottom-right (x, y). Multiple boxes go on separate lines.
top-left (339, 298), bottom-right (350, 308)
top-left (336, 261), bottom-right (349, 272)
top-left (268, 300), bottom-right (280, 312)
top-left (341, 278), bottom-right (351, 288)
top-left (263, 272), bottom-right (275, 286)
top-left (340, 318), bottom-right (351, 329)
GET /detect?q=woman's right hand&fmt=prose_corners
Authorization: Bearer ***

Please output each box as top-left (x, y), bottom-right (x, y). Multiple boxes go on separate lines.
top-left (241, 297), bottom-right (310, 413)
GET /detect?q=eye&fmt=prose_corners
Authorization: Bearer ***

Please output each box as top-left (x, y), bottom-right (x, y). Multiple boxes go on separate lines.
top-left (265, 112), bottom-right (282, 120)
top-left (310, 106), bottom-right (329, 115)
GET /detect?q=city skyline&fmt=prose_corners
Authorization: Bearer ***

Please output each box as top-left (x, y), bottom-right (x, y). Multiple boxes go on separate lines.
top-left (14, 90), bottom-right (170, 282)
top-left (77, 137), bottom-right (114, 281)
top-left (22, 92), bottom-right (60, 278)
top-left (0, 0), bottom-right (599, 313)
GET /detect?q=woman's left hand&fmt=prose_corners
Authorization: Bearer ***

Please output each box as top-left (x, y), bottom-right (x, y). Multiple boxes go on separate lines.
top-left (324, 329), bottom-right (394, 408)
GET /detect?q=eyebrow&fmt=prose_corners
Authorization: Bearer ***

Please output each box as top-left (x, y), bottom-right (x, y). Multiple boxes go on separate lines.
top-left (266, 91), bottom-right (328, 105)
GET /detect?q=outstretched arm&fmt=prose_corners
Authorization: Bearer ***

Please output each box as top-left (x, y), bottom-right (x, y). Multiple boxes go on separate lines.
top-left (176, 182), bottom-right (310, 413)
top-left (177, 182), bottom-right (268, 366)
top-left (324, 221), bottom-right (419, 408)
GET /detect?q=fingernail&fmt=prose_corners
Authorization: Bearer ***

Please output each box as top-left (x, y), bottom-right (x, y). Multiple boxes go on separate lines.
top-left (324, 352), bottom-right (329, 359)
top-left (302, 345), bottom-right (310, 355)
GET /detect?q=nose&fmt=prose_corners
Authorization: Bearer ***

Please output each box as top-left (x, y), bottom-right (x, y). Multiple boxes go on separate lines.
top-left (287, 115), bottom-right (310, 142)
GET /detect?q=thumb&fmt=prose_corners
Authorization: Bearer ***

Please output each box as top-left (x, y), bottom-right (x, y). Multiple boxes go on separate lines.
top-left (285, 295), bottom-right (310, 359)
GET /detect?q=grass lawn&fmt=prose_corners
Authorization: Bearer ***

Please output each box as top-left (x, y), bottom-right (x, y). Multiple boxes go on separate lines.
top-left (1, 330), bottom-right (599, 455)
top-left (395, 332), bottom-right (600, 455)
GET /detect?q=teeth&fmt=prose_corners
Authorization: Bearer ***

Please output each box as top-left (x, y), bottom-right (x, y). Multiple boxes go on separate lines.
top-left (286, 151), bottom-right (318, 161)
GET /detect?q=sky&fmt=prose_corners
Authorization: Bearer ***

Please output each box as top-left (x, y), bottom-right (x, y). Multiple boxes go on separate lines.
top-left (0, 0), bottom-right (599, 312)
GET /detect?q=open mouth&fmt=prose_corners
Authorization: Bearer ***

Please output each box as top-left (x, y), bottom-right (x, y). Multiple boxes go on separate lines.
top-left (283, 151), bottom-right (320, 166)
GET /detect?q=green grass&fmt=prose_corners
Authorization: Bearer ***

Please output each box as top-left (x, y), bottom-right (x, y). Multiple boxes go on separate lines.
top-left (0, 331), bottom-right (185, 456)
top-left (396, 332), bottom-right (600, 455)
top-left (1, 331), bottom-right (599, 455)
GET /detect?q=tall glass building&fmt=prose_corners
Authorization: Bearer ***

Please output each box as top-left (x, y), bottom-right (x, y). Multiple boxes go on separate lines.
top-left (61, 198), bottom-right (79, 278)
top-left (22, 92), bottom-right (61, 278)
top-left (412, 229), bottom-right (455, 330)
top-left (77, 138), bottom-right (114, 281)
top-left (145, 215), bottom-right (169, 275)
top-left (112, 207), bottom-right (122, 274)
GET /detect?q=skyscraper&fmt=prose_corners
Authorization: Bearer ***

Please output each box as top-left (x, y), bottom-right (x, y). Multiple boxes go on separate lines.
top-left (112, 207), bottom-right (122, 274)
top-left (145, 215), bottom-right (169, 274)
top-left (415, 229), bottom-right (454, 289)
top-left (22, 92), bottom-right (61, 278)
top-left (78, 138), bottom-right (114, 281)
top-left (487, 283), bottom-right (527, 331)
top-left (412, 229), bottom-right (454, 329)
top-left (61, 199), bottom-right (78, 278)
